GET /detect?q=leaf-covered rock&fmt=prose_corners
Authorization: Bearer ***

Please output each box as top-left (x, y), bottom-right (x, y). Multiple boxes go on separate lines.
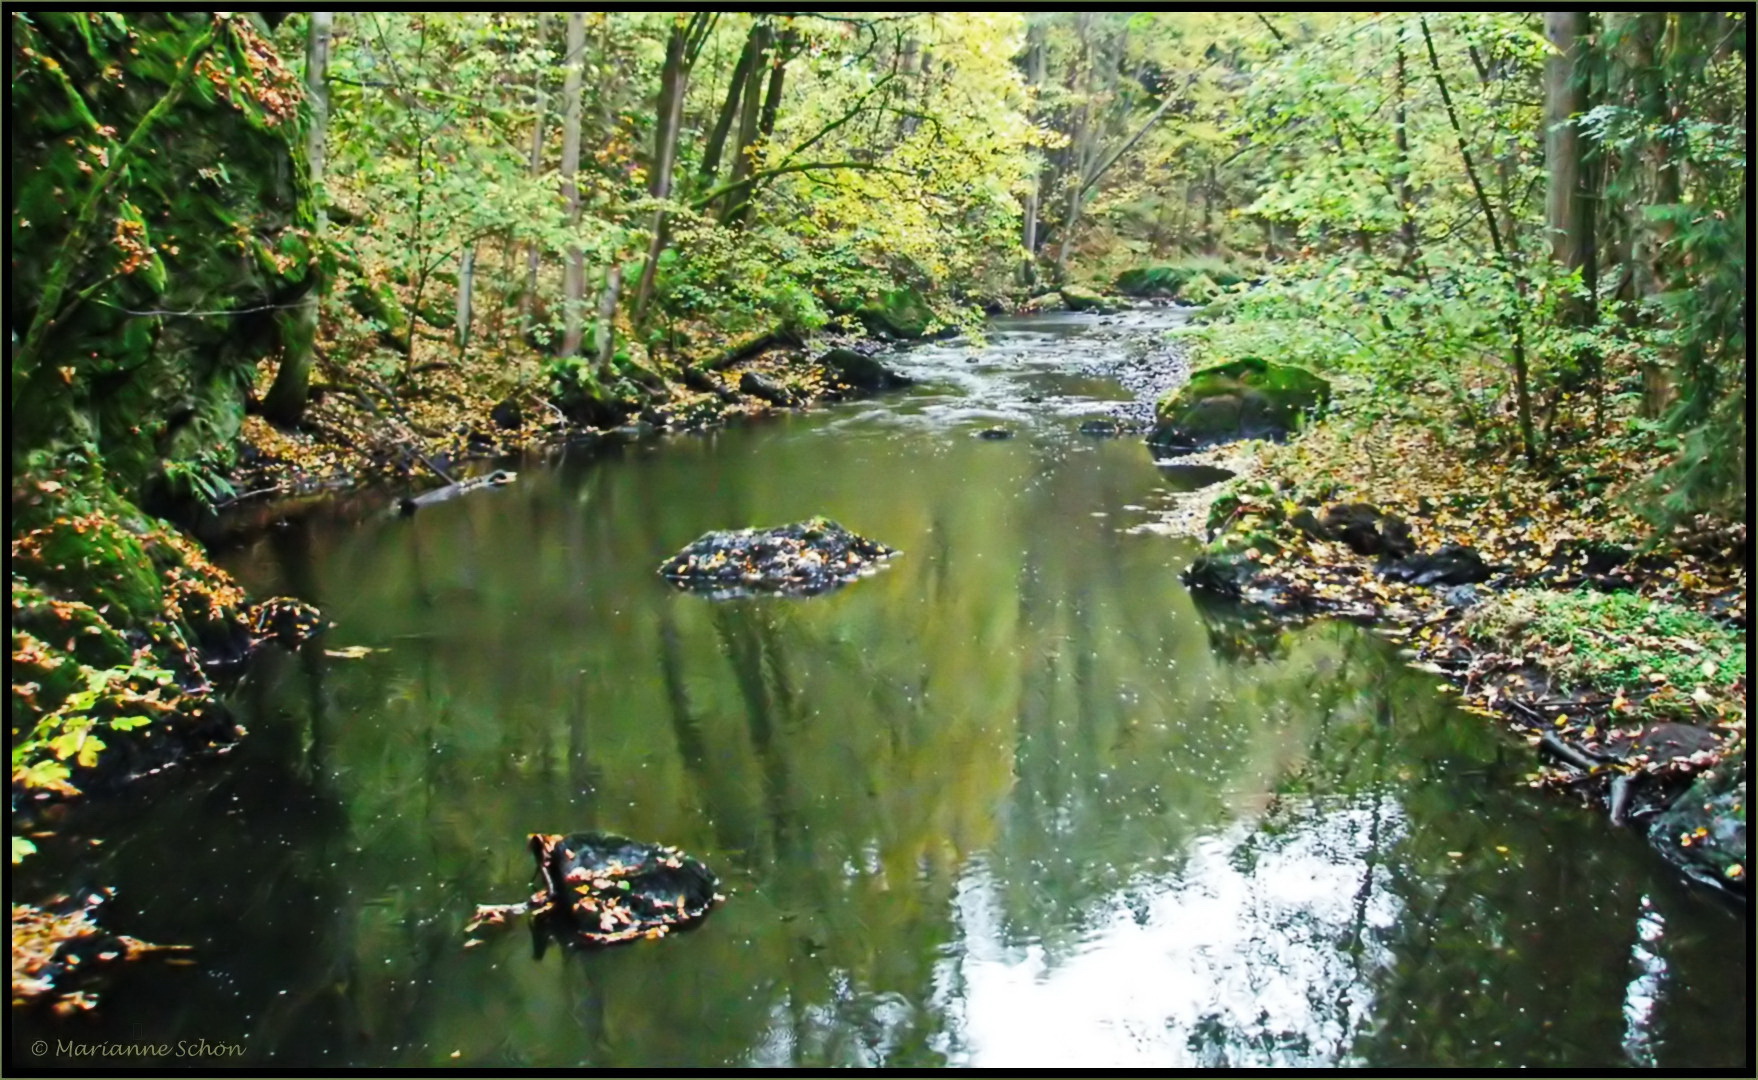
top-left (659, 517), bottom-right (899, 598)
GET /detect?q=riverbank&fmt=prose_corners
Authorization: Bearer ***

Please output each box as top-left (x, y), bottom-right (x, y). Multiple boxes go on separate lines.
top-left (1151, 387), bottom-right (1747, 897)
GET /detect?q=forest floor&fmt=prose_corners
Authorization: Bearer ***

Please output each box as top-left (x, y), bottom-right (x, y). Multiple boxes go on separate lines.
top-left (225, 330), bottom-right (895, 508)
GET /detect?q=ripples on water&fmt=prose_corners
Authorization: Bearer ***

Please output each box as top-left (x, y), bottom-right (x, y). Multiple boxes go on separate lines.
top-left (14, 309), bottom-right (1746, 1068)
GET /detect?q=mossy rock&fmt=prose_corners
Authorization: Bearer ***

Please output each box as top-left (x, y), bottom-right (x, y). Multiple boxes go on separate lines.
top-left (819, 348), bottom-right (911, 391)
top-left (1059, 284), bottom-right (1118, 314)
top-left (1650, 763), bottom-right (1747, 896)
top-left (1178, 273), bottom-right (1221, 306)
top-left (1116, 266), bottom-right (1191, 297)
top-left (1117, 263), bottom-right (1248, 300)
top-left (1149, 357), bottom-right (1330, 451)
top-left (857, 287), bottom-right (935, 339)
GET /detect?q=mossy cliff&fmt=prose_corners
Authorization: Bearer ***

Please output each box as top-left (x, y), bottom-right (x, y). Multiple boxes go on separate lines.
top-left (10, 13), bottom-right (318, 869)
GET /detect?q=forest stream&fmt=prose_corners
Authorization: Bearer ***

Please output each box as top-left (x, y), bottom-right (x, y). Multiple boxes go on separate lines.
top-left (13, 310), bottom-right (1747, 1068)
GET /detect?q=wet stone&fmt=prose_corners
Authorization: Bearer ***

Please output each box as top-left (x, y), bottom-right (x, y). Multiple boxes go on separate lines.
top-left (529, 832), bottom-right (722, 947)
top-left (658, 517), bottom-right (899, 598)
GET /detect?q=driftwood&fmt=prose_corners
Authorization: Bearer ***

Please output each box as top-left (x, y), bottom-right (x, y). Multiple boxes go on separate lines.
top-left (397, 469), bottom-right (515, 515)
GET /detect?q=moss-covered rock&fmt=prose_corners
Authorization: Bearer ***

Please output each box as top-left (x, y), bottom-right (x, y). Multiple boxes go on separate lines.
top-left (1150, 357), bottom-right (1330, 451)
top-left (1059, 284), bottom-right (1118, 314)
top-left (818, 348), bottom-right (912, 391)
top-left (1650, 762), bottom-right (1747, 896)
top-left (11, 12), bottom-right (315, 494)
top-left (1116, 263), bottom-right (1248, 299)
top-left (856, 287), bottom-right (935, 339)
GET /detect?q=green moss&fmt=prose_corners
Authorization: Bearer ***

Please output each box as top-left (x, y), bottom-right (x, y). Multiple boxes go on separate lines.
top-left (858, 287), bottom-right (935, 339)
top-left (1152, 357), bottom-right (1330, 446)
top-left (1116, 259), bottom-right (1248, 299)
top-left (10, 12), bottom-right (313, 496)
top-left (1462, 589), bottom-right (1746, 719)
top-left (1059, 284), bottom-right (1117, 313)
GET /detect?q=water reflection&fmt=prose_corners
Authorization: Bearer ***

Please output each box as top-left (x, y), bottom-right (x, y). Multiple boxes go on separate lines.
top-left (14, 312), bottom-right (1746, 1069)
top-left (938, 800), bottom-right (1401, 1069)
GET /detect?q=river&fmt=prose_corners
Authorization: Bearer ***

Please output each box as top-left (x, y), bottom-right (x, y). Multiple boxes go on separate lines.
top-left (15, 309), bottom-right (1747, 1068)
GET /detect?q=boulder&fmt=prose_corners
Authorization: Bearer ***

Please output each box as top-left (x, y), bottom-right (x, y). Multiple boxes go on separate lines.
top-left (466, 833), bottom-right (723, 949)
top-left (1148, 357), bottom-right (1330, 451)
top-left (1647, 762), bottom-right (1746, 895)
top-left (819, 347), bottom-right (912, 391)
top-left (739, 370), bottom-right (800, 406)
top-left (1059, 284), bottom-right (1118, 313)
top-left (1021, 291), bottom-right (1068, 313)
top-left (1379, 543), bottom-right (1491, 587)
top-left (1320, 503), bottom-right (1415, 559)
top-left (856, 287), bottom-right (935, 339)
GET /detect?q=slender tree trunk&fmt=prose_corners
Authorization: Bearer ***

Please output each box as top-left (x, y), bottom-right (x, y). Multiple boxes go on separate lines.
top-left (1544, 11), bottom-right (1594, 316)
top-left (722, 20), bottom-right (772, 225)
top-left (519, 12), bottom-right (551, 331)
top-left (699, 23), bottom-right (759, 186)
top-left (1055, 14), bottom-right (1096, 281)
top-left (455, 244), bottom-right (475, 350)
top-left (757, 31), bottom-right (792, 142)
top-left (1394, 26), bottom-right (1420, 269)
top-left (634, 17), bottom-right (691, 323)
top-left (1018, 22), bottom-right (1046, 286)
top-left (263, 11), bottom-right (331, 427)
top-left (1422, 18), bottom-right (1539, 468)
top-left (595, 267), bottom-right (623, 378)
top-left (559, 13), bottom-right (586, 358)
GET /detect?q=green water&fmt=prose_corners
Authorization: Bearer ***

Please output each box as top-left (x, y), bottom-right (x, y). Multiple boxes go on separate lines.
top-left (14, 312), bottom-right (1747, 1068)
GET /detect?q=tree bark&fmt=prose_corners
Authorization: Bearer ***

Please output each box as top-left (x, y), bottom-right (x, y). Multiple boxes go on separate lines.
top-left (722, 20), bottom-right (772, 225)
top-left (559, 13), bottom-right (586, 358)
top-left (455, 244), bottom-right (475, 350)
top-left (1018, 22), bottom-right (1046, 285)
top-left (634, 16), bottom-right (692, 323)
top-left (1544, 11), bottom-right (1595, 316)
top-left (518, 12), bottom-right (551, 331)
top-left (699, 23), bottom-right (760, 186)
top-left (264, 11), bottom-right (332, 427)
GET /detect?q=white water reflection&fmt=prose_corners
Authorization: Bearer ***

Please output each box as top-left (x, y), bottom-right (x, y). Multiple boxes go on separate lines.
top-left (1621, 895), bottom-right (1669, 1068)
top-left (932, 796), bottom-right (1403, 1068)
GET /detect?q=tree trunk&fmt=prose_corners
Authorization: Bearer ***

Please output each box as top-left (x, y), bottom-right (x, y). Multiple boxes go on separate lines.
top-left (595, 267), bottom-right (624, 379)
top-left (559, 13), bottom-right (586, 358)
top-left (1422, 17), bottom-right (1539, 468)
top-left (699, 23), bottom-right (759, 186)
top-left (757, 30), bottom-right (792, 142)
top-left (1544, 11), bottom-right (1594, 317)
top-left (1394, 26), bottom-right (1420, 268)
top-left (1054, 14), bottom-right (1097, 282)
top-left (263, 11), bottom-right (332, 428)
top-left (722, 20), bottom-right (772, 225)
top-left (519, 12), bottom-right (551, 331)
top-left (455, 244), bottom-right (475, 350)
top-left (1018, 22), bottom-right (1046, 286)
top-left (634, 17), bottom-right (691, 323)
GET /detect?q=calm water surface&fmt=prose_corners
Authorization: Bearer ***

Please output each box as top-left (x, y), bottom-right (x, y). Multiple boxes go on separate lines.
top-left (17, 310), bottom-right (1748, 1068)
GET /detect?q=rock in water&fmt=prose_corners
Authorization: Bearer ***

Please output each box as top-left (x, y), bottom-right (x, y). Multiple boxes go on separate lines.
top-left (658, 517), bottom-right (899, 598)
top-left (529, 833), bottom-right (722, 946)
